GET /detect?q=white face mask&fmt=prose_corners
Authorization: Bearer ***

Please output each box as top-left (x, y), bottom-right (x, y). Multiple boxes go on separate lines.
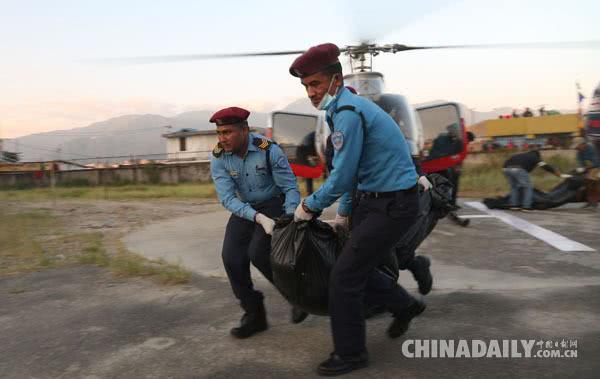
top-left (316, 75), bottom-right (339, 110)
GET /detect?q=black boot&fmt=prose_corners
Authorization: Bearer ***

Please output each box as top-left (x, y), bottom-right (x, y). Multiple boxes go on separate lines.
top-left (387, 298), bottom-right (426, 339)
top-left (231, 297), bottom-right (268, 339)
top-left (317, 352), bottom-right (369, 376)
top-left (291, 306), bottom-right (309, 324)
top-left (407, 256), bottom-right (433, 295)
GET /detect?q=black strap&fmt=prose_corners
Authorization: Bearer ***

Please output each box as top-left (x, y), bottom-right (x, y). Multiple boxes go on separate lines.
top-left (327, 105), bottom-right (367, 139)
top-left (325, 104), bottom-right (368, 173)
top-left (265, 144), bottom-right (272, 175)
top-left (252, 137), bottom-right (275, 175)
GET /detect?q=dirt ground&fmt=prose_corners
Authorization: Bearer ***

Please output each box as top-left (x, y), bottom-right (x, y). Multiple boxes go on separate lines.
top-left (1, 198), bottom-right (222, 235)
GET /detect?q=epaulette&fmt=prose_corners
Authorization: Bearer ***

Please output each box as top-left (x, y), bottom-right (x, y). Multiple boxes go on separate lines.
top-left (212, 143), bottom-right (224, 158)
top-left (252, 137), bottom-right (272, 150)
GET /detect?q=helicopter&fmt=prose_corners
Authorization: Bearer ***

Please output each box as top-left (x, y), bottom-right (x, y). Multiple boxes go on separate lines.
top-left (108, 40), bottom-right (599, 181)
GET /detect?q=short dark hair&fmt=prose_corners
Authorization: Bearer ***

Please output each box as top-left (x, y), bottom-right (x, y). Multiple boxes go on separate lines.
top-left (323, 62), bottom-right (343, 80)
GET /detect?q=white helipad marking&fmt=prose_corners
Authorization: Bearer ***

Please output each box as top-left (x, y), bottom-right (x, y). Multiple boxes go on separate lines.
top-left (465, 201), bottom-right (595, 252)
top-left (432, 229), bottom-right (456, 237)
top-left (457, 214), bottom-right (496, 219)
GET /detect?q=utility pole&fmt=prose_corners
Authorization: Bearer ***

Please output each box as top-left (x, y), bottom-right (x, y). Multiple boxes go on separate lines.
top-left (576, 82), bottom-right (584, 133)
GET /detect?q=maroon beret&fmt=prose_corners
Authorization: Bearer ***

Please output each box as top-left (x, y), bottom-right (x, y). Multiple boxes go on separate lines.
top-left (209, 106), bottom-right (250, 126)
top-left (289, 43), bottom-right (341, 78)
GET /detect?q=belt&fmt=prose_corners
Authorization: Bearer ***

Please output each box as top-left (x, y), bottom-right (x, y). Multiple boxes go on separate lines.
top-left (357, 184), bottom-right (417, 199)
top-left (250, 194), bottom-right (285, 207)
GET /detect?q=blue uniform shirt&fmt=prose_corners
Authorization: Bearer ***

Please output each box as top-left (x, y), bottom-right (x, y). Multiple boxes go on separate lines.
top-left (305, 87), bottom-right (418, 215)
top-left (210, 132), bottom-right (300, 221)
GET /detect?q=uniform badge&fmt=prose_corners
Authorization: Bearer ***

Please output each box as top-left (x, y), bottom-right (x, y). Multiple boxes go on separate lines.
top-left (252, 137), bottom-right (272, 150)
top-left (229, 170), bottom-right (239, 178)
top-left (331, 131), bottom-right (344, 150)
top-left (212, 143), bottom-right (224, 158)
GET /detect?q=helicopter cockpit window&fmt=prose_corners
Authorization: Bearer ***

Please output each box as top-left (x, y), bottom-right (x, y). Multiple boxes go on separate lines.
top-left (372, 94), bottom-right (424, 156)
top-left (271, 112), bottom-right (320, 167)
top-left (416, 104), bottom-right (463, 161)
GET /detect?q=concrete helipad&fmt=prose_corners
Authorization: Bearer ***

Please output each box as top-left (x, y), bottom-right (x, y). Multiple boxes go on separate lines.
top-left (2, 200), bottom-right (599, 378)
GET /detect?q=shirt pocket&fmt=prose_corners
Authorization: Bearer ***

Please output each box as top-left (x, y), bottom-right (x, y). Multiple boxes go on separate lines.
top-left (228, 169), bottom-right (245, 191)
top-left (254, 165), bottom-right (271, 189)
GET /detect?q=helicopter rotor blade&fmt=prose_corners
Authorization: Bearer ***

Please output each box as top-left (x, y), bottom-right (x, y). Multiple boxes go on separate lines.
top-left (93, 49), bottom-right (322, 65)
top-left (392, 40), bottom-right (600, 52)
top-left (93, 40), bottom-right (599, 65)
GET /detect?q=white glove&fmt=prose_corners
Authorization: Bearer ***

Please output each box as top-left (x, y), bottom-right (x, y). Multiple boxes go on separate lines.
top-left (418, 176), bottom-right (433, 191)
top-left (560, 174), bottom-right (573, 179)
top-left (576, 167), bottom-right (586, 173)
top-left (255, 213), bottom-right (275, 235)
top-left (333, 214), bottom-right (349, 230)
top-left (294, 202), bottom-right (314, 222)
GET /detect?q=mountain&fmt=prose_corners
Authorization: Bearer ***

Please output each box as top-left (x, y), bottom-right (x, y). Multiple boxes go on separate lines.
top-left (5, 99), bottom-right (570, 163)
top-left (6, 111), bottom-right (269, 163)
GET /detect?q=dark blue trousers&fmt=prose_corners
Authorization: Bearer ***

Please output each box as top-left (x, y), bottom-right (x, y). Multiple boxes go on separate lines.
top-left (330, 186), bottom-right (420, 357)
top-left (221, 197), bottom-right (283, 311)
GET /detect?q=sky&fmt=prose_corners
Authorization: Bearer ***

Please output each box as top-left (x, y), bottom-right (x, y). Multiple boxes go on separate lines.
top-left (1, 0), bottom-right (599, 138)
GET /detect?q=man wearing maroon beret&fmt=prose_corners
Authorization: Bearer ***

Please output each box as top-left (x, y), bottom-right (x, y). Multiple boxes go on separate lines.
top-left (290, 43), bottom-right (424, 375)
top-left (209, 106), bottom-right (307, 339)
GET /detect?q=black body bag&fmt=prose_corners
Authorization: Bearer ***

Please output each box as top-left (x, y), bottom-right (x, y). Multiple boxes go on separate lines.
top-left (270, 216), bottom-right (399, 315)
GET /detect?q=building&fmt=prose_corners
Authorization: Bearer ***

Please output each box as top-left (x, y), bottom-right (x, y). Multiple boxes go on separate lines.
top-left (162, 127), bottom-right (269, 162)
top-left (162, 128), bottom-right (217, 162)
top-left (468, 113), bottom-right (580, 150)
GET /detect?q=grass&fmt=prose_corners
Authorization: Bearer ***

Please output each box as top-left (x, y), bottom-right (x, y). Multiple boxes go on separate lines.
top-left (0, 178), bottom-right (316, 201)
top-left (459, 152), bottom-right (577, 198)
top-left (79, 237), bottom-right (191, 285)
top-left (0, 210), bottom-right (190, 285)
top-left (0, 183), bottom-right (216, 201)
top-left (0, 210), bottom-right (60, 275)
top-left (0, 152), bottom-right (579, 201)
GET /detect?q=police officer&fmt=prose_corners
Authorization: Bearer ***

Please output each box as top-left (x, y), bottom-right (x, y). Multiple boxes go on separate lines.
top-left (209, 106), bottom-right (306, 339)
top-left (323, 87), bottom-right (433, 298)
top-left (289, 43), bottom-right (425, 376)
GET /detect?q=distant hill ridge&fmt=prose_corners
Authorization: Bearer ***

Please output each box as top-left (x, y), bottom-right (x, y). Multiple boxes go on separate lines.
top-left (6, 100), bottom-right (576, 163)
top-left (8, 111), bottom-right (268, 162)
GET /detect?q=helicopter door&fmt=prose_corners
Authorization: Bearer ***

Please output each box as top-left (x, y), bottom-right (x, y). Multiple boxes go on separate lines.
top-left (371, 93), bottom-right (425, 157)
top-left (270, 111), bottom-right (324, 179)
top-left (416, 102), bottom-right (467, 173)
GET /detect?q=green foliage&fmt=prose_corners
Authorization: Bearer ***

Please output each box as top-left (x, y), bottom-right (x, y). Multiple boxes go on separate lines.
top-left (460, 151), bottom-right (577, 197)
top-left (0, 183), bottom-right (216, 200)
top-left (58, 178), bottom-right (91, 187)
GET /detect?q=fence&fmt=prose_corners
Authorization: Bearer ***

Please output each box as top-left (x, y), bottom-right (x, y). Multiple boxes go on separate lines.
top-left (0, 162), bottom-right (213, 189)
